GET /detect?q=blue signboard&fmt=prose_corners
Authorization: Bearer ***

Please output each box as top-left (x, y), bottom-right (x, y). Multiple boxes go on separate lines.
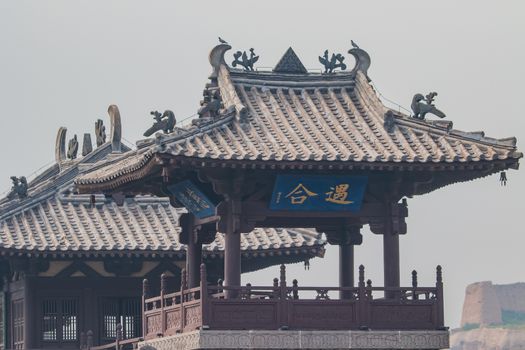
top-left (167, 180), bottom-right (216, 219)
top-left (270, 175), bottom-right (367, 212)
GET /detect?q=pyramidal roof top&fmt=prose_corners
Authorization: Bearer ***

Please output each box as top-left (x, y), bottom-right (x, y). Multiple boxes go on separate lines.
top-left (273, 47), bottom-right (308, 74)
top-left (75, 43), bottom-right (521, 192)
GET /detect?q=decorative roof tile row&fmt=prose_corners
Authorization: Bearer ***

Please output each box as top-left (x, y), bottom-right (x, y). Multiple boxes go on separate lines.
top-left (168, 71), bottom-right (519, 163)
top-left (0, 193), bottom-right (323, 257)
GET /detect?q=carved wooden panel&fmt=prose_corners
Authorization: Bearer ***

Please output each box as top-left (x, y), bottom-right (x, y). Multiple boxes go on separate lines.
top-left (184, 305), bottom-right (201, 329)
top-left (370, 304), bottom-right (434, 329)
top-left (289, 301), bottom-right (357, 329)
top-left (209, 301), bottom-right (278, 329)
top-left (146, 314), bottom-right (162, 336)
top-left (165, 308), bottom-right (181, 334)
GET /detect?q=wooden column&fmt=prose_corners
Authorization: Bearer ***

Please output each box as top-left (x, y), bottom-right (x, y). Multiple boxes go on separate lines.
top-left (330, 224), bottom-right (361, 300)
top-left (186, 235), bottom-right (202, 289)
top-left (83, 287), bottom-right (96, 344)
top-left (383, 232), bottom-right (400, 289)
top-left (23, 275), bottom-right (35, 349)
top-left (382, 202), bottom-right (400, 298)
top-left (339, 244), bottom-right (354, 299)
top-left (180, 213), bottom-right (202, 289)
top-left (222, 199), bottom-right (241, 299)
top-left (224, 230), bottom-right (241, 298)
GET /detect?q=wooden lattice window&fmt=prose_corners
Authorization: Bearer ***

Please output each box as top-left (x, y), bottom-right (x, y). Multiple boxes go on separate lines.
top-left (100, 298), bottom-right (141, 341)
top-left (62, 299), bottom-right (78, 341)
top-left (42, 299), bottom-right (58, 341)
top-left (11, 300), bottom-right (23, 350)
top-left (41, 298), bottom-right (78, 342)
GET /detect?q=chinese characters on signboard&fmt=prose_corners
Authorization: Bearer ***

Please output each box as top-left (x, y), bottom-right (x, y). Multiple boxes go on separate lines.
top-left (270, 175), bottom-right (367, 212)
top-left (167, 180), bottom-right (216, 219)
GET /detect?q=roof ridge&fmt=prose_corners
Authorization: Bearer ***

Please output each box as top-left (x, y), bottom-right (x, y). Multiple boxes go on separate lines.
top-left (393, 114), bottom-right (518, 150)
top-left (0, 142), bottom-right (132, 218)
top-left (217, 64), bottom-right (247, 120)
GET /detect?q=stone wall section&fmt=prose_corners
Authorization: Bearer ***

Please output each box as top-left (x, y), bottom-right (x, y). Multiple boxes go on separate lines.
top-left (460, 281), bottom-right (502, 327)
top-left (494, 283), bottom-right (525, 313)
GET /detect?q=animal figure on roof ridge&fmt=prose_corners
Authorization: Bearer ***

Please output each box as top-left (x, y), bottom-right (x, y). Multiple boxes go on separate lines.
top-left (144, 110), bottom-right (176, 137)
top-left (411, 92), bottom-right (446, 120)
top-left (8, 176), bottom-right (28, 199)
top-left (319, 50), bottom-right (347, 73)
top-left (67, 134), bottom-right (79, 159)
top-left (232, 48), bottom-right (259, 71)
top-left (95, 119), bottom-right (106, 147)
top-left (198, 89), bottom-right (223, 119)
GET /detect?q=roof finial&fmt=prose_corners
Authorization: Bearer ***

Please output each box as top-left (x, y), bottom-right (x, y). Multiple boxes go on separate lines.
top-left (273, 47), bottom-right (307, 74)
top-left (67, 134), bottom-right (79, 160)
top-left (144, 110), bottom-right (176, 137)
top-left (348, 41), bottom-right (371, 79)
top-left (218, 36), bottom-right (228, 44)
top-left (95, 119), bottom-right (106, 147)
top-left (411, 92), bottom-right (446, 120)
top-left (55, 127), bottom-right (67, 163)
top-left (8, 176), bottom-right (28, 200)
top-left (232, 48), bottom-right (259, 71)
top-left (108, 105), bottom-right (122, 153)
top-left (319, 50), bottom-right (347, 73)
top-left (209, 43), bottom-right (232, 78)
top-left (197, 90), bottom-right (223, 119)
top-left (82, 133), bottom-right (93, 156)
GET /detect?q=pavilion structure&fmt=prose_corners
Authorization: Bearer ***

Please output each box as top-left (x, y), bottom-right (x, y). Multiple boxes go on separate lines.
top-left (0, 111), bottom-right (324, 350)
top-left (75, 42), bottom-right (521, 350)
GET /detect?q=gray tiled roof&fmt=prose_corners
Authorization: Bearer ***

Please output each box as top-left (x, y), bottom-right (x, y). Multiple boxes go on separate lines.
top-left (75, 46), bottom-right (521, 188)
top-left (0, 145), bottom-right (325, 257)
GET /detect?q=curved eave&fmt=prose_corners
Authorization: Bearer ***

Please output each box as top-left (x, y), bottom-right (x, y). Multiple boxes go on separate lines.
top-left (75, 152), bottom-right (521, 195)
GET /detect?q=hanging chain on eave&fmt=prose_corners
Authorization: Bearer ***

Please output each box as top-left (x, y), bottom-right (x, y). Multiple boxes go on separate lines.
top-left (499, 171), bottom-right (508, 186)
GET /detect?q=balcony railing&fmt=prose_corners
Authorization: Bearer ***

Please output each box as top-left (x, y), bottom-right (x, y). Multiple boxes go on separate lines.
top-left (142, 264), bottom-right (444, 340)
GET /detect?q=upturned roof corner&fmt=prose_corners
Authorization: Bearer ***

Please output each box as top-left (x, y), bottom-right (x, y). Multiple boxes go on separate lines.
top-left (209, 43), bottom-right (232, 79)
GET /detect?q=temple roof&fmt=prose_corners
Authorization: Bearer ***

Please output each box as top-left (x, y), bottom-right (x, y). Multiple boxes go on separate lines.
top-left (75, 43), bottom-right (521, 191)
top-left (0, 129), bottom-right (324, 259)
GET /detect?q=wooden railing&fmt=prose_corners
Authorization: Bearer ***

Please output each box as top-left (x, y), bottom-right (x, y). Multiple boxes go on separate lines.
top-left (142, 264), bottom-right (444, 339)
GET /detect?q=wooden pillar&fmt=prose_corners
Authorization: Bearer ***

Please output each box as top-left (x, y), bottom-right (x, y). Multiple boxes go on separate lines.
top-left (186, 236), bottom-right (202, 289)
top-left (334, 225), bottom-right (361, 300)
top-left (83, 287), bottom-right (95, 345)
top-left (23, 275), bottom-right (35, 349)
top-left (224, 230), bottom-right (241, 298)
top-left (222, 199), bottom-right (241, 299)
top-left (383, 232), bottom-right (400, 289)
top-left (181, 213), bottom-right (203, 289)
top-left (382, 202), bottom-right (400, 297)
top-left (339, 244), bottom-right (354, 299)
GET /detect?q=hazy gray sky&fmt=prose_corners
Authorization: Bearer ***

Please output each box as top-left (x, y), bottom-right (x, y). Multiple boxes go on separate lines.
top-left (0, 0), bottom-right (523, 328)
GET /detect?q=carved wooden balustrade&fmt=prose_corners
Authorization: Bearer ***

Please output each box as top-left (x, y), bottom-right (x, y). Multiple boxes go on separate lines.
top-left (142, 264), bottom-right (444, 340)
